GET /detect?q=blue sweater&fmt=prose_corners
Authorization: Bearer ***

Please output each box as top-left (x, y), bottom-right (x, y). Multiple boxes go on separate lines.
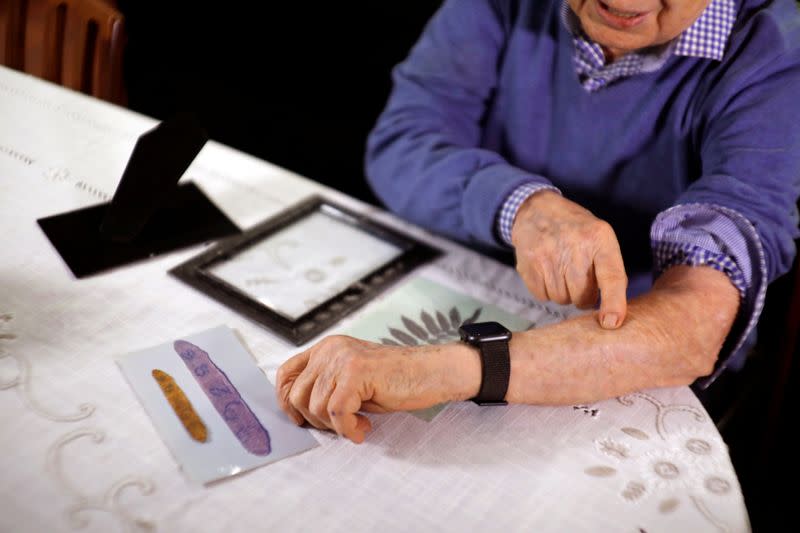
top-left (366, 0), bottom-right (800, 292)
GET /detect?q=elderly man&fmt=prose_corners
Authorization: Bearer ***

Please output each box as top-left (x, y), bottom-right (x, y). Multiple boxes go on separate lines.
top-left (277, 0), bottom-right (800, 443)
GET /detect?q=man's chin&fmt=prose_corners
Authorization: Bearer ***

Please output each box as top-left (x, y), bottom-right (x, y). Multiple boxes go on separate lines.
top-left (583, 22), bottom-right (655, 56)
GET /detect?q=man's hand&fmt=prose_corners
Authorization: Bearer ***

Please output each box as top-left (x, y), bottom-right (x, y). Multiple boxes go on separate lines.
top-left (511, 191), bottom-right (628, 329)
top-left (276, 336), bottom-right (480, 443)
top-left (275, 268), bottom-right (740, 443)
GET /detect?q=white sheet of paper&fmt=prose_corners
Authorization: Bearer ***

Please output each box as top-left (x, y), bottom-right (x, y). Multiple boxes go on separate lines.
top-left (207, 209), bottom-right (403, 320)
top-left (116, 325), bottom-right (318, 484)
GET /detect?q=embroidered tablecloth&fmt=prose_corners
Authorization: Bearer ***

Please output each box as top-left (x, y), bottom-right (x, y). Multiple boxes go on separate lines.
top-left (0, 66), bottom-right (750, 532)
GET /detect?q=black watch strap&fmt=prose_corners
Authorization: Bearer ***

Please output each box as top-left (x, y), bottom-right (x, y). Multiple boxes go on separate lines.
top-left (472, 339), bottom-right (510, 406)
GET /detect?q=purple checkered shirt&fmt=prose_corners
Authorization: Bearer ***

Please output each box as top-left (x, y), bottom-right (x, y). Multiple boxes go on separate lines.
top-left (562, 0), bottom-right (737, 91)
top-left (497, 0), bottom-right (765, 379)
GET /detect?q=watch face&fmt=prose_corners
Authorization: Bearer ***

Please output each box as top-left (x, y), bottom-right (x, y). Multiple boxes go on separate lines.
top-left (459, 321), bottom-right (512, 343)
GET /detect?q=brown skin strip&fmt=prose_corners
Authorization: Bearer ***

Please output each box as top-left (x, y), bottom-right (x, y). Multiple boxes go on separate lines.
top-left (152, 369), bottom-right (208, 443)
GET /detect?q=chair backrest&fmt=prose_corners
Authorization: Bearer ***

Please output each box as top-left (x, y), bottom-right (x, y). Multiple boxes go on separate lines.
top-left (1, 0), bottom-right (126, 105)
top-left (0, 0), bottom-right (25, 70)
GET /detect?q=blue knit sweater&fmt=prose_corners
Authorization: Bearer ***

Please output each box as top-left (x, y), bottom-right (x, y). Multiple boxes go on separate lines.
top-left (367, 0), bottom-right (800, 286)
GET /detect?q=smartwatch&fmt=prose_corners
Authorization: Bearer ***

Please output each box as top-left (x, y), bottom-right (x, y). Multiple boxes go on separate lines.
top-left (458, 321), bottom-right (512, 406)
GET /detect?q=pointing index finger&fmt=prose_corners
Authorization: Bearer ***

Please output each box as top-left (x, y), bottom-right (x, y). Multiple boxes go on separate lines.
top-left (594, 248), bottom-right (628, 329)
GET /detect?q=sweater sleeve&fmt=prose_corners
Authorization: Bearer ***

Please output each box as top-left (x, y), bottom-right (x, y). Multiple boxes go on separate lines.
top-left (679, 61), bottom-right (800, 282)
top-left (365, 0), bottom-right (554, 248)
top-left (651, 204), bottom-right (765, 386)
top-left (662, 24), bottom-right (800, 382)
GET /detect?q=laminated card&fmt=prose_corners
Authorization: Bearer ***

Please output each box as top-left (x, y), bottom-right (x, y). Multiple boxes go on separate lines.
top-left (116, 325), bottom-right (318, 484)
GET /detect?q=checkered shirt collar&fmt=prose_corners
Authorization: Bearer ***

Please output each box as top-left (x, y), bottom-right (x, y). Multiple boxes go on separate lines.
top-left (562, 0), bottom-right (737, 62)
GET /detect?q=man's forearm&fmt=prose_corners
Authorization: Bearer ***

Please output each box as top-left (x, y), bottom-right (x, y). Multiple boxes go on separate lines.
top-left (436, 266), bottom-right (740, 405)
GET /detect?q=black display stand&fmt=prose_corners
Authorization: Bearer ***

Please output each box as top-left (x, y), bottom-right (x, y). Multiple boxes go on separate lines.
top-left (37, 113), bottom-right (240, 278)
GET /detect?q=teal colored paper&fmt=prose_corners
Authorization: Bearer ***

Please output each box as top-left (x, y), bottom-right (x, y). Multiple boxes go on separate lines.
top-left (343, 277), bottom-right (531, 421)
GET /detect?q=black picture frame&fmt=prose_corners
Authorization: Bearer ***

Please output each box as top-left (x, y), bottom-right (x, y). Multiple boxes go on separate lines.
top-left (169, 195), bottom-right (442, 345)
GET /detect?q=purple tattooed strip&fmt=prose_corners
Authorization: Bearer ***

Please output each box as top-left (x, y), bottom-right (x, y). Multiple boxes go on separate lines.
top-left (173, 340), bottom-right (271, 456)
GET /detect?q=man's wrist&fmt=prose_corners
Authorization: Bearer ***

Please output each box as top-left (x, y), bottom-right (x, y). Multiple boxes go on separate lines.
top-left (509, 189), bottom-right (564, 246)
top-left (497, 183), bottom-right (561, 246)
top-left (514, 189), bottom-right (560, 221)
top-left (420, 343), bottom-right (482, 403)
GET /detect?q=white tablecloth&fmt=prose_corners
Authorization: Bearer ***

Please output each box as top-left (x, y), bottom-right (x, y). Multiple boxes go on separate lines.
top-left (0, 65), bottom-right (750, 532)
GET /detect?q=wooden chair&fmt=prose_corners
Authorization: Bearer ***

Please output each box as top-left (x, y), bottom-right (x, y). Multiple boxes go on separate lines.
top-left (0, 0), bottom-right (126, 105)
top-left (0, 1), bottom-right (25, 70)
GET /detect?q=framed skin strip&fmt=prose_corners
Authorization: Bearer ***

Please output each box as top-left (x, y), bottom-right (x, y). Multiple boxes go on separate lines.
top-left (173, 340), bottom-right (271, 456)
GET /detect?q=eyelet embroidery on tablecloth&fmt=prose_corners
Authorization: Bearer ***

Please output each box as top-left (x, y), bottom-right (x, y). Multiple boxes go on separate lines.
top-left (46, 428), bottom-right (156, 532)
top-left (152, 369), bottom-right (208, 443)
top-left (0, 313), bottom-right (95, 422)
top-left (0, 143), bottom-right (35, 166)
top-left (1, 314), bottom-right (194, 530)
top-left (583, 392), bottom-right (735, 532)
top-left (0, 79), bottom-right (135, 141)
top-left (2, 314), bottom-right (163, 530)
top-left (618, 392), bottom-right (706, 439)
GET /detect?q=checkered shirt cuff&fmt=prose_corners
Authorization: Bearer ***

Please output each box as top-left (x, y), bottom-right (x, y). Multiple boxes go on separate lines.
top-left (497, 183), bottom-right (561, 246)
top-left (652, 241), bottom-right (747, 298)
top-left (651, 203), bottom-right (767, 386)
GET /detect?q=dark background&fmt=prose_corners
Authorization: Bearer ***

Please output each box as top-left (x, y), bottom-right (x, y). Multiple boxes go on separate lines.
top-left (114, 3), bottom-right (797, 531)
top-left (117, 2), bottom-right (443, 205)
